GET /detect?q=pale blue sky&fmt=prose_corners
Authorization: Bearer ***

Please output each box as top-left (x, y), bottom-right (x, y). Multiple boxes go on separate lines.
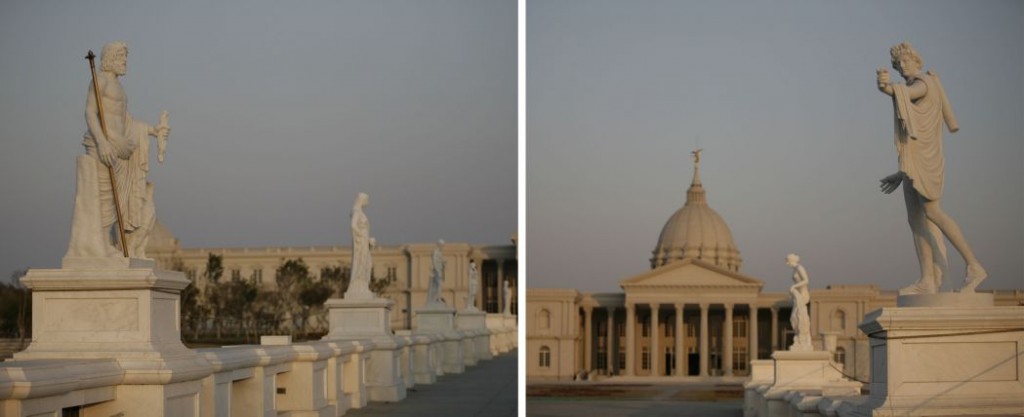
top-left (0, 0), bottom-right (516, 278)
top-left (527, 0), bottom-right (1023, 292)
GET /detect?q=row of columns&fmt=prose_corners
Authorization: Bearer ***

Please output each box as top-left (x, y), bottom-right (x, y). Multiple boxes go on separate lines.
top-left (581, 303), bottom-right (786, 377)
top-left (480, 258), bottom-right (515, 314)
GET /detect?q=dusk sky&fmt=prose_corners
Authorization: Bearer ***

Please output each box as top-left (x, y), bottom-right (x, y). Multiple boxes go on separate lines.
top-left (527, 1), bottom-right (1023, 293)
top-left (0, 0), bottom-right (516, 279)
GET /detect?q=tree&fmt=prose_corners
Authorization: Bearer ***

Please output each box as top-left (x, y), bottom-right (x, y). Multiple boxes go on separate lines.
top-left (170, 257), bottom-right (208, 341)
top-left (369, 271), bottom-right (396, 297)
top-left (319, 264), bottom-right (351, 297)
top-left (205, 253), bottom-right (224, 284)
top-left (274, 258), bottom-right (313, 334)
top-left (297, 280), bottom-right (333, 334)
top-left (0, 269), bottom-right (30, 344)
top-left (204, 253), bottom-right (226, 338)
top-left (220, 276), bottom-right (259, 341)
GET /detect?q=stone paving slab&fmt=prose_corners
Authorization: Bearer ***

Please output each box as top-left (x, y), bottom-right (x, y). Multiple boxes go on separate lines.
top-left (346, 349), bottom-right (518, 417)
top-left (526, 381), bottom-right (743, 417)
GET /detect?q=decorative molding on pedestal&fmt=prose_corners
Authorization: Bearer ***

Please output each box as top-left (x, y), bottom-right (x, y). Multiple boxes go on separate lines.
top-left (322, 297), bottom-right (407, 403)
top-left (14, 260), bottom-right (212, 385)
top-left (415, 305), bottom-right (465, 374)
top-left (896, 292), bottom-right (994, 307)
top-left (325, 298), bottom-right (395, 339)
top-left (456, 309), bottom-right (490, 365)
top-left (840, 303), bottom-right (1024, 417)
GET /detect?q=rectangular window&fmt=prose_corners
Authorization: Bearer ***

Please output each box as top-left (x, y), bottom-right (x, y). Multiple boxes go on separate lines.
top-left (666, 322), bottom-right (674, 338)
top-left (618, 351), bottom-right (626, 370)
top-left (231, 269), bottom-right (241, 280)
top-left (616, 322), bottom-right (625, 337)
top-left (687, 321), bottom-right (695, 337)
top-left (251, 268), bottom-right (263, 284)
top-left (733, 346), bottom-right (748, 371)
top-left (596, 351), bottom-right (607, 370)
top-left (734, 319), bottom-right (747, 338)
top-left (642, 319), bottom-right (649, 338)
top-left (641, 347), bottom-right (649, 370)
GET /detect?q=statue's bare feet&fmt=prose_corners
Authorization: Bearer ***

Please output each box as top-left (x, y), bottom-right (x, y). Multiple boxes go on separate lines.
top-left (956, 263), bottom-right (987, 293)
top-left (899, 277), bottom-right (938, 296)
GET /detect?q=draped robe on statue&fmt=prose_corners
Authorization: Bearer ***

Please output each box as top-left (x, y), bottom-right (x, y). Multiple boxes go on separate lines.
top-left (891, 72), bottom-right (958, 201)
top-left (66, 98), bottom-right (155, 260)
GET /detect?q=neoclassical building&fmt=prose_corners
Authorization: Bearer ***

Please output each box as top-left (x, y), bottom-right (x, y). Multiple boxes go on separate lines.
top-left (526, 160), bottom-right (1023, 381)
top-left (148, 226), bottom-right (518, 330)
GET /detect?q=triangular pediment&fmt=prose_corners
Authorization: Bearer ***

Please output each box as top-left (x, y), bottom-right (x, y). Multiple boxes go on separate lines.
top-left (620, 258), bottom-right (762, 289)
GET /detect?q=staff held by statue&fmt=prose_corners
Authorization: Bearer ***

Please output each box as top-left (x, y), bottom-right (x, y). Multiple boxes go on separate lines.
top-left (85, 50), bottom-right (129, 257)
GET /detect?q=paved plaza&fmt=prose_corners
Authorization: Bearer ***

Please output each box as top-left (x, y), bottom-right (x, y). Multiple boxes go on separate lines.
top-left (526, 381), bottom-right (743, 417)
top-left (346, 350), bottom-right (518, 417)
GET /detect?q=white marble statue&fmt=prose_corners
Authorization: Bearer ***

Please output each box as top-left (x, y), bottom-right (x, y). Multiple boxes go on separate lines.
top-left (425, 239), bottom-right (445, 306)
top-left (876, 42), bottom-right (986, 295)
top-left (66, 41), bottom-right (170, 260)
top-left (345, 192), bottom-right (376, 300)
top-left (786, 254), bottom-right (812, 351)
top-left (465, 260), bottom-right (479, 310)
top-left (502, 279), bottom-right (511, 315)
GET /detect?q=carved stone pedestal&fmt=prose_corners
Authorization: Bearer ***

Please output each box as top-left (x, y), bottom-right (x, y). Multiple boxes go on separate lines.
top-left (456, 309), bottom-right (489, 365)
top-left (414, 305), bottom-right (464, 374)
top-left (323, 297), bottom-right (407, 403)
top-left (839, 300), bottom-right (1024, 417)
top-left (12, 258), bottom-right (211, 417)
top-left (761, 350), bottom-right (846, 417)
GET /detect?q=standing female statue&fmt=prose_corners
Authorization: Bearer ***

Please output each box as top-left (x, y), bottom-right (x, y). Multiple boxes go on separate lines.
top-left (345, 192), bottom-right (375, 300)
top-left (786, 254), bottom-right (812, 351)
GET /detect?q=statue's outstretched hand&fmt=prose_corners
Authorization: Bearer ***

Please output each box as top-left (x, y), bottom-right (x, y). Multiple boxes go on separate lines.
top-left (880, 172), bottom-right (903, 194)
top-left (876, 68), bottom-right (890, 87)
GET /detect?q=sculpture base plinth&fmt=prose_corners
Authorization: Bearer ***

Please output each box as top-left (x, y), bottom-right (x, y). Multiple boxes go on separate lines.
top-left (415, 305), bottom-right (464, 374)
top-left (324, 297), bottom-right (395, 339)
top-left (323, 297), bottom-right (407, 403)
top-left (12, 261), bottom-right (211, 385)
top-left (769, 350), bottom-right (843, 390)
top-left (456, 309), bottom-right (489, 365)
top-left (896, 292), bottom-right (994, 307)
top-left (840, 306), bottom-right (1024, 417)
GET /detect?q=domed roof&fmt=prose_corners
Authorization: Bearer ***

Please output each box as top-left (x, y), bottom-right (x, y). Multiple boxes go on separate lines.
top-left (650, 152), bottom-right (742, 271)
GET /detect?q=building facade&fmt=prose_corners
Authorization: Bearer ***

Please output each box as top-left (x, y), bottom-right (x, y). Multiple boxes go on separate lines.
top-left (148, 227), bottom-right (517, 331)
top-left (526, 160), bottom-right (1023, 381)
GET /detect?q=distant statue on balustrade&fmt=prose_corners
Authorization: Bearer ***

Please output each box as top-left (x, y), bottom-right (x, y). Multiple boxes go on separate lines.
top-left (786, 254), bottom-right (812, 351)
top-left (502, 279), bottom-right (512, 315)
top-left (345, 192), bottom-right (376, 300)
top-left (66, 41), bottom-right (171, 261)
top-left (465, 260), bottom-right (479, 311)
top-left (875, 42), bottom-right (986, 295)
top-left (425, 239), bottom-right (446, 307)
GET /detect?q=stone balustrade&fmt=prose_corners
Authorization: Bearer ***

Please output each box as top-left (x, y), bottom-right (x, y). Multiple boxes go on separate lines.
top-left (0, 262), bottom-right (518, 417)
top-left (0, 325), bottom-right (516, 417)
top-left (744, 298), bottom-right (1024, 417)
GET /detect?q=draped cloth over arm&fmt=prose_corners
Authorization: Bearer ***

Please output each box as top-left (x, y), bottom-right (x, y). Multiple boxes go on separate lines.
top-left (890, 73), bottom-right (957, 201)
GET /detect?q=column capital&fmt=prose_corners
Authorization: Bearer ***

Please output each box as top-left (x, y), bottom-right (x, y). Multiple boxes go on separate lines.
top-left (723, 302), bottom-right (734, 310)
top-left (674, 302), bottom-right (684, 310)
top-left (625, 303), bottom-right (634, 312)
top-left (770, 305), bottom-right (778, 313)
top-left (699, 302), bottom-right (710, 310)
top-left (583, 305), bottom-right (594, 314)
